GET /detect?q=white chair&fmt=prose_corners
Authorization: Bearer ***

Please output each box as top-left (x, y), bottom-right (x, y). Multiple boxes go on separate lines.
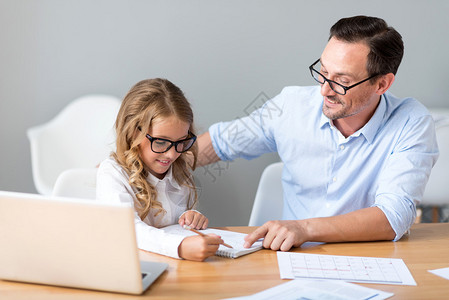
top-left (421, 108), bottom-right (449, 222)
top-left (248, 162), bottom-right (284, 226)
top-left (52, 168), bottom-right (98, 199)
top-left (27, 94), bottom-right (121, 195)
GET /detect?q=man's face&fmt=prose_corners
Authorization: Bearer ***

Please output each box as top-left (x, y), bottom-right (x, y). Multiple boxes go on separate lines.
top-left (319, 37), bottom-right (380, 122)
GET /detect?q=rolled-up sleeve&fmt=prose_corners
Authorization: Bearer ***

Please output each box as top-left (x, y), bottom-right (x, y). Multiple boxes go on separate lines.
top-left (373, 115), bottom-right (439, 241)
top-left (209, 95), bottom-right (284, 161)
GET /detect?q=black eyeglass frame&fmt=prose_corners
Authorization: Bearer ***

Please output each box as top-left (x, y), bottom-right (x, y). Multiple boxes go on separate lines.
top-left (144, 132), bottom-right (197, 154)
top-left (309, 59), bottom-right (379, 95)
top-left (137, 126), bottom-right (197, 153)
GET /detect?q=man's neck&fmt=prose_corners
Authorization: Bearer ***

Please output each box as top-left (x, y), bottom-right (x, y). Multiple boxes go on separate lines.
top-left (333, 96), bottom-right (381, 138)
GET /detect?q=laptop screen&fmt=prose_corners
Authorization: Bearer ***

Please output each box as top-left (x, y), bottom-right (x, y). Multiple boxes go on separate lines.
top-left (0, 190), bottom-right (167, 294)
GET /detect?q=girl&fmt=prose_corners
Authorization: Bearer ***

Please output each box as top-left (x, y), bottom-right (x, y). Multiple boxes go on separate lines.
top-left (96, 78), bottom-right (223, 261)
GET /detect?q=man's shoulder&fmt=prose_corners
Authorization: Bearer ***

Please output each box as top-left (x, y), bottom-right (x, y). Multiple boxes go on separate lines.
top-left (264, 86), bottom-right (323, 126)
top-left (274, 85), bottom-right (322, 109)
top-left (279, 85), bottom-right (321, 97)
top-left (384, 92), bottom-right (431, 120)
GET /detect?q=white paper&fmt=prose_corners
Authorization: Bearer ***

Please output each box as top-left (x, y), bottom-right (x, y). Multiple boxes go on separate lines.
top-left (222, 279), bottom-right (394, 300)
top-left (428, 267), bottom-right (449, 280)
top-left (277, 252), bottom-right (416, 286)
top-left (161, 224), bottom-right (263, 257)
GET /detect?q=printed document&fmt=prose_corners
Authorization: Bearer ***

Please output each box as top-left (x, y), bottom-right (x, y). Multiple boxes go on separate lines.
top-left (428, 267), bottom-right (449, 280)
top-left (222, 279), bottom-right (394, 300)
top-left (277, 252), bottom-right (416, 285)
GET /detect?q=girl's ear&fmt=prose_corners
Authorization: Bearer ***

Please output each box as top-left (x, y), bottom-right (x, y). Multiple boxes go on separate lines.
top-left (375, 73), bottom-right (395, 95)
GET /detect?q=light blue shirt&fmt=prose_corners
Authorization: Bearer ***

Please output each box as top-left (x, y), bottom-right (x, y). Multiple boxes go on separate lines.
top-left (209, 86), bottom-right (438, 241)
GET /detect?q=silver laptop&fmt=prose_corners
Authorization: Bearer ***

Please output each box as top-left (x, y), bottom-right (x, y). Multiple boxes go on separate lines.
top-left (0, 190), bottom-right (168, 294)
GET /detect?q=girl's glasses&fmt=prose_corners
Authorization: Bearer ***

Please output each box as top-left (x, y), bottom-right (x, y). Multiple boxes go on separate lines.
top-left (145, 132), bottom-right (197, 153)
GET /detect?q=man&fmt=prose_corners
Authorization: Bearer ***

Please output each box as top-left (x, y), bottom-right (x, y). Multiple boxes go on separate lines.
top-left (197, 16), bottom-right (438, 251)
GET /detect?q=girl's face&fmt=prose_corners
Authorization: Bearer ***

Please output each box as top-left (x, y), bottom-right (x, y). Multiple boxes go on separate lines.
top-left (138, 115), bottom-right (190, 179)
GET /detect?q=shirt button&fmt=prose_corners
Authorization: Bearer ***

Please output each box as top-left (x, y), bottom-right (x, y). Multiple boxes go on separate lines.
top-left (340, 145), bottom-right (345, 150)
top-left (333, 177), bottom-right (337, 182)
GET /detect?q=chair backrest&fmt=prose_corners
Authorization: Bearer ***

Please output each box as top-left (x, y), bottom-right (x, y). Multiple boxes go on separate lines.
top-left (422, 108), bottom-right (449, 206)
top-left (248, 162), bottom-right (284, 226)
top-left (27, 94), bottom-right (121, 195)
top-left (52, 168), bottom-right (98, 199)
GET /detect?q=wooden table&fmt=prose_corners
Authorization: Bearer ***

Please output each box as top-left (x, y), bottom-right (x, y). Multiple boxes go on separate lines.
top-left (1, 223), bottom-right (448, 299)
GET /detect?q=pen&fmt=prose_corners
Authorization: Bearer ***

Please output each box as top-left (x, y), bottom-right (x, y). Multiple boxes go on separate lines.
top-left (183, 225), bottom-right (233, 248)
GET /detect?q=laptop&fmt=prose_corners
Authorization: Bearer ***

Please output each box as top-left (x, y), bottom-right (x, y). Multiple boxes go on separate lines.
top-left (0, 190), bottom-right (168, 294)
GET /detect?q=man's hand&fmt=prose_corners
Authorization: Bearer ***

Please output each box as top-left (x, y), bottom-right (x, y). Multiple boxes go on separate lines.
top-left (197, 132), bottom-right (221, 166)
top-left (243, 208), bottom-right (396, 252)
top-left (244, 220), bottom-right (308, 251)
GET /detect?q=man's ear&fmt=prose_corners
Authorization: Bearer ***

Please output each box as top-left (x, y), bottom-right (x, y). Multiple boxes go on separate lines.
top-left (376, 73), bottom-right (395, 95)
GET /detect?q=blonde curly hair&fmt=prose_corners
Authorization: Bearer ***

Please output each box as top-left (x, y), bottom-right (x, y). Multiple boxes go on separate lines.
top-left (112, 78), bottom-right (198, 220)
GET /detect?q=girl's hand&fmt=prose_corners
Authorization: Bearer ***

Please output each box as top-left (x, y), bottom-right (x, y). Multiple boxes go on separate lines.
top-left (179, 210), bottom-right (208, 230)
top-left (178, 234), bottom-right (223, 261)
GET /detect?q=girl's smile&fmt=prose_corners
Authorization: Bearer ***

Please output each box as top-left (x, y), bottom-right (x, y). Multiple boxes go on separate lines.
top-left (138, 116), bottom-right (190, 179)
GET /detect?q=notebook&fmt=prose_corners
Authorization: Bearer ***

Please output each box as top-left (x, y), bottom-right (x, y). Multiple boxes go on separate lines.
top-left (162, 224), bottom-right (263, 258)
top-left (0, 190), bottom-right (168, 295)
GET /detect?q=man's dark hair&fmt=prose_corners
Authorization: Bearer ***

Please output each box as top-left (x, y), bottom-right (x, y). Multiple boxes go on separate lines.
top-left (329, 16), bottom-right (404, 77)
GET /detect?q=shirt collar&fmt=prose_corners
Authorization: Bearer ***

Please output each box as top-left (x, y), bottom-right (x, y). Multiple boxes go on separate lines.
top-left (359, 95), bottom-right (386, 144)
top-left (319, 109), bottom-right (329, 129)
top-left (146, 167), bottom-right (182, 190)
top-left (319, 95), bottom-right (387, 144)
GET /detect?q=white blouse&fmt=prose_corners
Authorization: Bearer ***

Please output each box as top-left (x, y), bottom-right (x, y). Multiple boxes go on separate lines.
top-left (96, 157), bottom-right (196, 259)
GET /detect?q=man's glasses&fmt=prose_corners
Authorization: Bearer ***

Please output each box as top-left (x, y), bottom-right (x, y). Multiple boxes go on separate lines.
top-left (309, 59), bottom-right (379, 95)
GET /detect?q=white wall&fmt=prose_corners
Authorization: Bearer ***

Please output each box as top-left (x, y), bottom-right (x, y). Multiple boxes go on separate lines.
top-left (1, 0), bottom-right (448, 226)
